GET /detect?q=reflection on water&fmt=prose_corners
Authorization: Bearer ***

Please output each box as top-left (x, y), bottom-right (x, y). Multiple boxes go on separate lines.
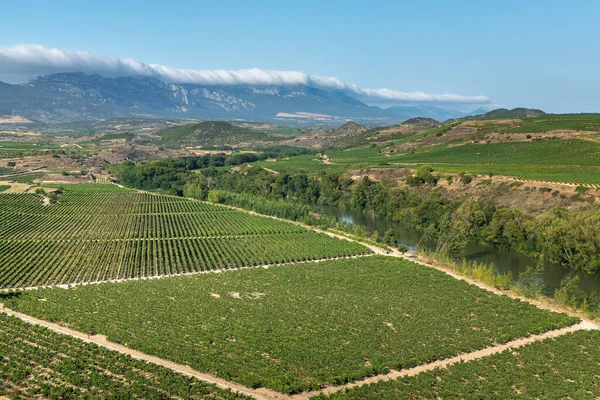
top-left (319, 205), bottom-right (600, 296)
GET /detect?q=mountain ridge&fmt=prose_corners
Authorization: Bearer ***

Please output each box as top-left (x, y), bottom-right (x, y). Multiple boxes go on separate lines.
top-left (0, 72), bottom-right (485, 124)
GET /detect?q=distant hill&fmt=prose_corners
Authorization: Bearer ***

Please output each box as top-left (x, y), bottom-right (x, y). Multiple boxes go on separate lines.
top-left (385, 105), bottom-right (483, 121)
top-left (476, 108), bottom-right (546, 119)
top-left (331, 121), bottom-right (368, 136)
top-left (401, 117), bottom-right (442, 127)
top-left (156, 121), bottom-right (280, 149)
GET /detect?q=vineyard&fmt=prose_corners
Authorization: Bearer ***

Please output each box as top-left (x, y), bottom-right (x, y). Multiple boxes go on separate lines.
top-left (317, 330), bottom-right (600, 399)
top-left (0, 186), bottom-right (369, 289)
top-left (392, 139), bottom-right (600, 166)
top-left (3, 172), bottom-right (46, 183)
top-left (252, 134), bottom-right (600, 186)
top-left (5, 256), bottom-right (577, 394)
top-left (0, 313), bottom-right (249, 399)
top-left (393, 163), bottom-right (600, 187)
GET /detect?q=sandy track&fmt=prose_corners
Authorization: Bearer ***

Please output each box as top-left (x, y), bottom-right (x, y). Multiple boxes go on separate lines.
top-left (261, 167), bottom-right (280, 175)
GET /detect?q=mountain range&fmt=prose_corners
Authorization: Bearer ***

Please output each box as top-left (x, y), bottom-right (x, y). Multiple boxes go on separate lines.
top-left (0, 72), bottom-right (486, 124)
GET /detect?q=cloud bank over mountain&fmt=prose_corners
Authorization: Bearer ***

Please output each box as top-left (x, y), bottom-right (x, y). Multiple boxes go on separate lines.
top-left (0, 44), bottom-right (489, 105)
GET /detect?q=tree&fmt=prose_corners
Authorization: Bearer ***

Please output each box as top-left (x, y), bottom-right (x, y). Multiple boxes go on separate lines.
top-left (207, 190), bottom-right (220, 203)
top-left (383, 228), bottom-right (395, 246)
top-left (406, 164), bottom-right (437, 186)
top-left (435, 201), bottom-right (485, 256)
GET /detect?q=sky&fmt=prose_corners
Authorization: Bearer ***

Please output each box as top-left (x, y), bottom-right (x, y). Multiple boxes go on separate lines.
top-left (0, 0), bottom-right (599, 112)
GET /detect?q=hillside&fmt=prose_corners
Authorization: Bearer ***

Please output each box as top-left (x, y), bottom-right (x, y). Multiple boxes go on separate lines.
top-left (327, 119), bottom-right (441, 149)
top-left (401, 117), bottom-right (442, 127)
top-left (156, 121), bottom-right (281, 149)
top-left (472, 107), bottom-right (546, 119)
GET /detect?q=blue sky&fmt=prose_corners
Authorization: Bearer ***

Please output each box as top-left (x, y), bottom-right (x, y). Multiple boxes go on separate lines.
top-left (1, 0), bottom-right (599, 112)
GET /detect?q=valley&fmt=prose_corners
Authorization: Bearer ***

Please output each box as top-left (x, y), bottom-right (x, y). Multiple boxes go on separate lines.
top-left (1, 109), bottom-right (600, 399)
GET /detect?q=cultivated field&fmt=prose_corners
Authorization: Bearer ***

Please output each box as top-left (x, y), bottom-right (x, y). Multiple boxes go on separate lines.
top-left (253, 118), bottom-right (600, 186)
top-left (0, 185), bottom-right (369, 289)
top-left (318, 330), bottom-right (600, 399)
top-left (4, 256), bottom-right (577, 394)
top-left (0, 312), bottom-right (250, 399)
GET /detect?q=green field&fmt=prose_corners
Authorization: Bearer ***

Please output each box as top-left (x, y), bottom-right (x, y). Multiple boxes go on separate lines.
top-left (393, 139), bottom-right (600, 166)
top-left (252, 137), bottom-right (600, 186)
top-left (0, 187), bottom-right (368, 289)
top-left (1, 172), bottom-right (46, 183)
top-left (317, 330), bottom-right (600, 399)
top-left (4, 256), bottom-right (577, 394)
top-left (0, 313), bottom-right (249, 400)
top-left (502, 114), bottom-right (600, 133)
top-left (0, 141), bottom-right (61, 150)
top-left (43, 183), bottom-right (134, 192)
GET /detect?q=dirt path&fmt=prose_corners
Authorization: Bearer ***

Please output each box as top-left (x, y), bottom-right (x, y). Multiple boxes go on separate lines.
top-left (295, 320), bottom-right (598, 398)
top-left (321, 155), bottom-right (334, 165)
top-left (261, 167), bottom-right (280, 175)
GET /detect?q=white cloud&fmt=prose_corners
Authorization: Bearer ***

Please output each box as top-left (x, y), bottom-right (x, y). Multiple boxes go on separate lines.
top-left (0, 44), bottom-right (489, 104)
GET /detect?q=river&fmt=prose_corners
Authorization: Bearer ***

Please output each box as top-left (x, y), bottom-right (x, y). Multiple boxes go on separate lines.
top-left (319, 205), bottom-right (600, 296)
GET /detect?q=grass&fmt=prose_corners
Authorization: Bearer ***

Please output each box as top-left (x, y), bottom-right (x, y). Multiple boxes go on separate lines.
top-left (316, 330), bottom-right (600, 399)
top-left (4, 256), bottom-right (577, 394)
top-left (0, 141), bottom-right (61, 150)
top-left (254, 154), bottom-right (340, 175)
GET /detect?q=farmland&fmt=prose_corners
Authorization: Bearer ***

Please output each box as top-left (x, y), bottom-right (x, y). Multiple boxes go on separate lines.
top-left (387, 139), bottom-right (600, 186)
top-left (1, 114), bottom-right (599, 399)
top-left (0, 185), bottom-right (369, 289)
top-left (4, 256), bottom-right (577, 394)
top-left (318, 330), bottom-right (600, 399)
top-left (0, 313), bottom-right (249, 399)
top-left (252, 117), bottom-right (600, 186)
top-left (498, 113), bottom-right (600, 133)
top-left (393, 139), bottom-right (600, 167)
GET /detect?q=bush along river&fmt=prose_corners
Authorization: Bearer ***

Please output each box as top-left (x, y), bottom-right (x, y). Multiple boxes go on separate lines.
top-left (319, 205), bottom-right (600, 297)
